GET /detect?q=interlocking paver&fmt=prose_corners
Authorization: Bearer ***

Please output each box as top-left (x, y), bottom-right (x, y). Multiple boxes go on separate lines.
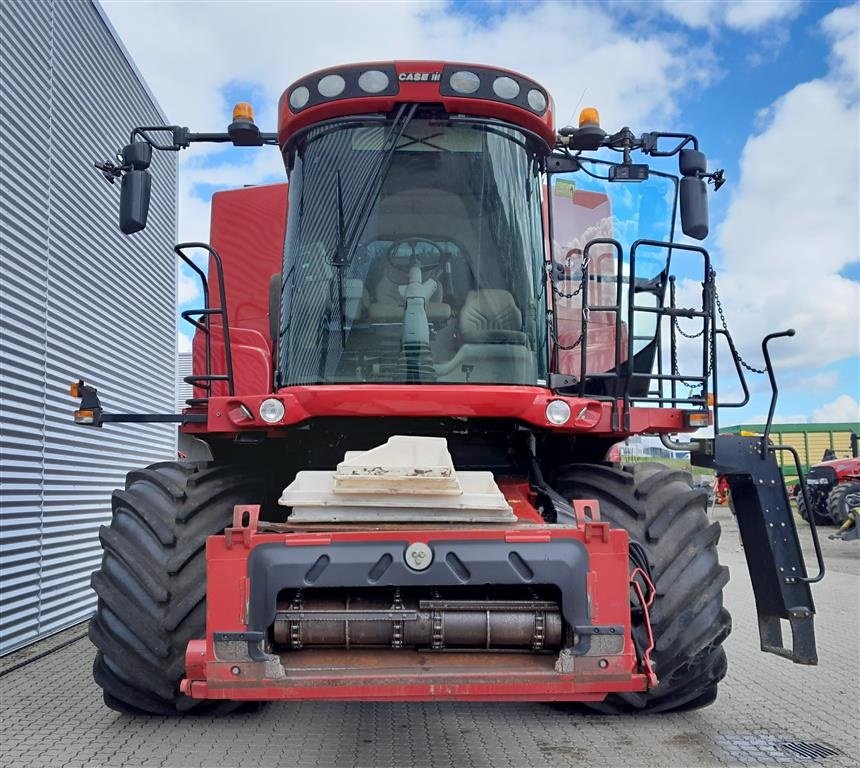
top-left (1, 507), bottom-right (857, 768)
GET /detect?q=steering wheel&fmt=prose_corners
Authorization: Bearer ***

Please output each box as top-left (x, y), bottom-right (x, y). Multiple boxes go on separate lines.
top-left (386, 237), bottom-right (444, 271)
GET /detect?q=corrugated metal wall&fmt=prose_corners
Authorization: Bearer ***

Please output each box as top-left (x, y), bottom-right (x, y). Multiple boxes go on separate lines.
top-left (176, 352), bottom-right (193, 410)
top-left (0, 0), bottom-right (177, 654)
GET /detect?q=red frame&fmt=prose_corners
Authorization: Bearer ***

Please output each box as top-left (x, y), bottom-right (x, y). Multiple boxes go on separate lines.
top-left (183, 384), bottom-right (702, 437)
top-left (181, 482), bottom-right (655, 702)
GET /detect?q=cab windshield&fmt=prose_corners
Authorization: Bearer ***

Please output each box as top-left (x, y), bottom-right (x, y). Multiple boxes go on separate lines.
top-left (278, 116), bottom-right (547, 386)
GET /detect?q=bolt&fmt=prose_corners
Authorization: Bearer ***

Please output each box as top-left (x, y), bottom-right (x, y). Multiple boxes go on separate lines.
top-left (230, 666), bottom-right (241, 676)
top-left (598, 659), bottom-right (609, 669)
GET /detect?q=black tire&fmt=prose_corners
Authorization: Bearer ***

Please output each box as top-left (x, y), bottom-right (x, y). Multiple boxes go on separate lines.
top-left (797, 492), bottom-right (830, 526)
top-left (89, 461), bottom-right (265, 715)
top-left (827, 482), bottom-right (860, 527)
top-left (554, 462), bottom-right (731, 714)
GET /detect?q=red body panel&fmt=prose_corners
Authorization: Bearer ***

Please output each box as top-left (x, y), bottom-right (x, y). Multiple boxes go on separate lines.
top-left (182, 385), bottom-right (689, 437)
top-left (192, 183), bottom-right (287, 398)
top-left (814, 456), bottom-right (860, 482)
top-left (181, 482), bottom-right (653, 702)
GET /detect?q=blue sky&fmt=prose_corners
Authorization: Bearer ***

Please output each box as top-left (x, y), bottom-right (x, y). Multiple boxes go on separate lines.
top-left (103, 0), bottom-right (859, 427)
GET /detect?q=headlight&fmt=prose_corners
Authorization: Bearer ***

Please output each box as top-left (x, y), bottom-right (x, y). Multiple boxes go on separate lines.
top-left (527, 88), bottom-right (547, 112)
top-left (546, 400), bottom-right (571, 425)
top-left (259, 398), bottom-right (286, 424)
top-left (358, 70), bottom-right (390, 93)
top-left (449, 70), bottom-right (480, 94)
top-left (492, 76), bottom-right (520, 100)
top-left (318, 74), bottom-right (346, 98)
top-left (289, 86), bottom-right (310, 110)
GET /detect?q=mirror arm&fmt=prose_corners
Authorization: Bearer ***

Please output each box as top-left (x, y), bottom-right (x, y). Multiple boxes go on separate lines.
top-left (640, 132), bottom-right (699, 156)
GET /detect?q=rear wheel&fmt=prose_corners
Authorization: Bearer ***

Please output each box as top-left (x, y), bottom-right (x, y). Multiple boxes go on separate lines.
top-left (827, 482), bottom-right (860, 527)
top-left (553, 462), bottom-right (731, 714)
top-left (89, 461), bottom-right (264, 715)
top-left (797, 492), bottom-right (830, 526)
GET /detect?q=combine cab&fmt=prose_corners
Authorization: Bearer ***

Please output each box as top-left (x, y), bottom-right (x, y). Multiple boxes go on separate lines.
top-left (79, 61), bottom-right (823, 715)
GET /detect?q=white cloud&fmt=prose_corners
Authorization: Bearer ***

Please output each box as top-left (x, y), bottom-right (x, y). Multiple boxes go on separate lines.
top-left (811, 394), bottom-right (860, 423)
top-left (658, 0), bottom-right (803, 31)
top-left (100, 0), bottom-right (720, 345)
top-left (178, 268), bottom-right (200, 304)
top-left (821, 2), bottom-right (860, 86)
top-left (102, 2), bottom-right (714, 134)
top-left (786, 370), bottom-right (840, 392)
top-left (177, 331), bottom-right (193, 355)
top-left (712, 6), bottom-right (860, 374)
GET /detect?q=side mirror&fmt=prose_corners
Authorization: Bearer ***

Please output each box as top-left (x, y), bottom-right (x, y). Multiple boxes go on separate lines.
top-left (680, 177), bottom-right (708, 240)
top-left (121, 141), bottom-right (152, 170)
top-left (679, 148), bottom-right (709, 240)
top-left (119, 169), bottom-right (152, 235)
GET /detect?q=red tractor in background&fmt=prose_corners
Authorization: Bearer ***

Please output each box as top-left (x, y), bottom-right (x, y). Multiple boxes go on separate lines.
top-left (78, 61), bottom-right (824, 716)
top-left (797, 438), bottom-right (860, 526)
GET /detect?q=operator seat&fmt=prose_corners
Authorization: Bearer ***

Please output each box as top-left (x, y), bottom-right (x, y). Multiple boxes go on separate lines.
top-left (458, 289), bottom-right (528, 345)
top-left (436, 289), bottom-right (535, 384)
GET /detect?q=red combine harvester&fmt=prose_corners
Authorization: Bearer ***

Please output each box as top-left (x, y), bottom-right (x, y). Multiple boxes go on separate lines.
top-left (80, 61), bottom-right (824, 715)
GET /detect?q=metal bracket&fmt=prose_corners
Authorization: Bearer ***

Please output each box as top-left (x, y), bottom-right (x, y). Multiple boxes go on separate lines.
top-left (225, 505), bottom-right (260, 549)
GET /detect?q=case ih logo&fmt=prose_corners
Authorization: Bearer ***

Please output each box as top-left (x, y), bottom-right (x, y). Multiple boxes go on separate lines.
top-left (398, 72), bottom-right (441, 82)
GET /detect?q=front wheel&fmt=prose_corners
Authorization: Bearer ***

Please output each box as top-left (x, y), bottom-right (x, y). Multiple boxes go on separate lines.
top-left (553, 462), bottom-right (731, 714)
top-left (797, 492), bottom-right (830, 526)
top-left (89, 461), bottom-right (264, 715)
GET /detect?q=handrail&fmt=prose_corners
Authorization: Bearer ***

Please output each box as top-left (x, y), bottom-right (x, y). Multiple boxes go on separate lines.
top-left (761, 329), bottom-right (795, 457)
top-left (175, 242), bottom-right (235, 401)
top-left (769, 442), bottom-right (825, 584)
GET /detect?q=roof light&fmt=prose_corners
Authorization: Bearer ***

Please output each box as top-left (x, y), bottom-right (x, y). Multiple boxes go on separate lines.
top-left (579, 107), bottom-right (601, 127)
top-left (232, 102), bottom-right (254, 123)
top-left (449, 70), bottom-right (480, 94)
top-left (318, 74), bottom-right (346, 98)
top-left (527, 88), bottom-right (547, 112)
top-left (259, 398), bottom-right (285, 424)
top-left (492, 76), bottom-right (520, 100)
top-left (289, 86), bottom-right (310, 110)
top-left (358, 69), bottom-right (390, 93)
top-left (546, 400), bottom-right (571, 426)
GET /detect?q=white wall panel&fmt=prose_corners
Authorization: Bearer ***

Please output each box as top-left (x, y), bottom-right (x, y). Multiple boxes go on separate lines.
top-left (0, 0), bottom-right (177, 653)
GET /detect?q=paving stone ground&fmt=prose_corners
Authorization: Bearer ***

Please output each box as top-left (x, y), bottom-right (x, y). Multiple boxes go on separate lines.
top-left (1, 507), bottom-right (858, 768)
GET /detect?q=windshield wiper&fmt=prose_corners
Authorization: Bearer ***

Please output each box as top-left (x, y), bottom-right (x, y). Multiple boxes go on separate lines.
top-left (338, 102), bottom-right (418, 269)
top-left (326, 104), bottom-right (417, 359)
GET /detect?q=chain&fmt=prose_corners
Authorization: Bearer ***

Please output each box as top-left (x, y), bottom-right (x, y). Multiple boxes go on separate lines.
top-left (549, 254), bottom-right (589, 350)
top-left (671, 268), bottom-right (767, 389)
top-left (391, 588), bottom-right (404, 649)
top-left (288, 589), bottom-right (303, 650)
top-left (532, 611), bottom-right (546, 651)
top-left (712, 271), bottom-right (767, 374)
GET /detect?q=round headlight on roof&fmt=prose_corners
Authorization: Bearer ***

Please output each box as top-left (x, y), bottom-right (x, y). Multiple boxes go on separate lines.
top-left (449, 70), bottom-right (481, 94)
top-left (358, 69), bottom-right (390, 93)
top-left (259, 398), bottom-right (285, 424)
top-left (527, 88), bottom-right (547, 112)
top-left (492, 76), bottom-right (520, 100)
top-left (289, 86), bottom-right (310, 110)
top-left (318, 74), bottom-right (346, 98)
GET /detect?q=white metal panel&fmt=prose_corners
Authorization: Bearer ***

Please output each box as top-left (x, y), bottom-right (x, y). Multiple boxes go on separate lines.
top-left (0, 0), bottom-right (178, 653)
top-left (177, 352), bottom-right (193, 410)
